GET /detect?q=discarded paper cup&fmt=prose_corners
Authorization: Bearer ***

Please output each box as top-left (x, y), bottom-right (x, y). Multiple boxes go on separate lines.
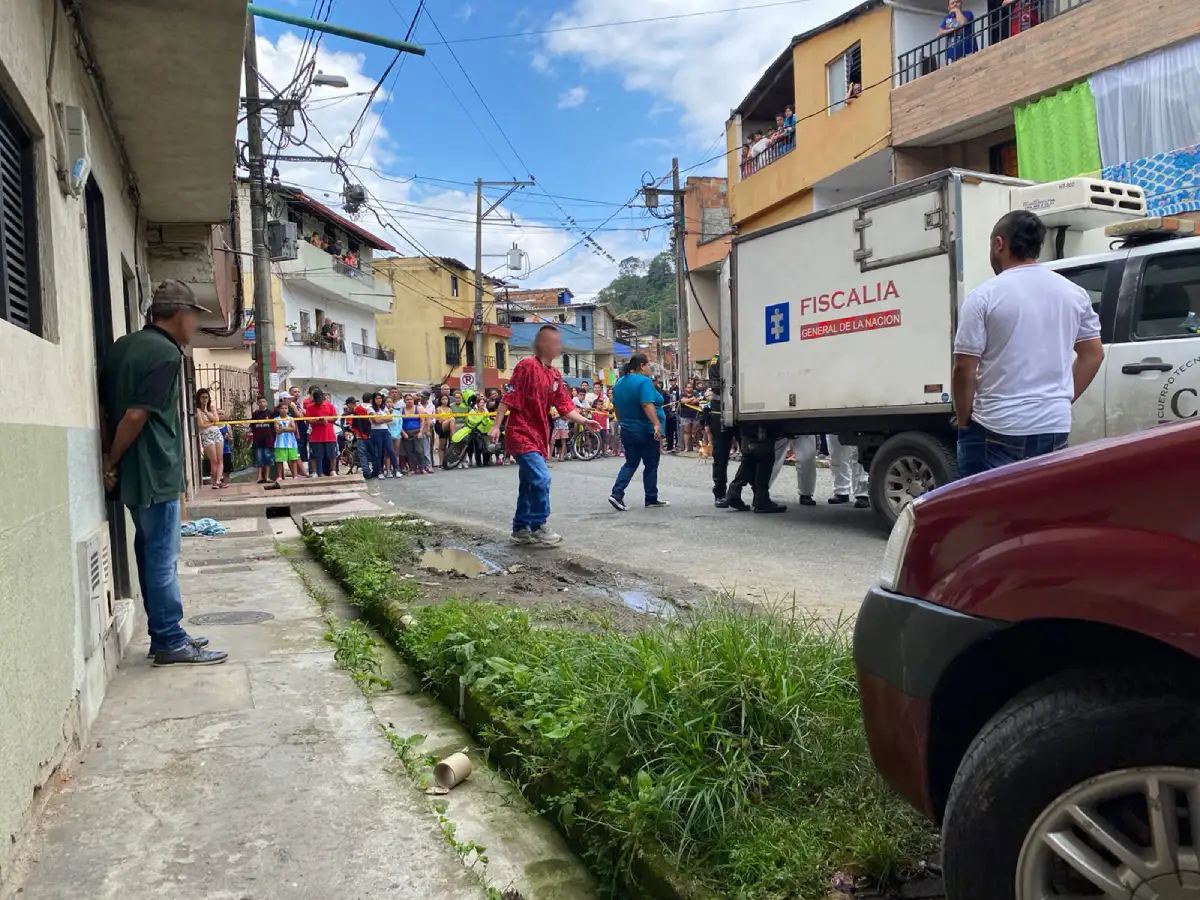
top-left (434, 752), bottom-right (472, 790)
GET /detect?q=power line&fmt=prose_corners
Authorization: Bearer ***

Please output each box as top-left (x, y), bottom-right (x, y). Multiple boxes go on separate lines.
top-left (423, 0), bottom-right (823, 45)
top-left (351, 0), bottom-right (426, 167)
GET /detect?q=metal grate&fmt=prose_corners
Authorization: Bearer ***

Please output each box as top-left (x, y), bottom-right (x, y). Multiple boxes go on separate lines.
top-left (0, 90), bottom-right (41, 334)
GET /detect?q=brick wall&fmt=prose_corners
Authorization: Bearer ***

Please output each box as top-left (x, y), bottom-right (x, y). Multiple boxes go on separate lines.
top-left (892, 0), bottom-right (1200, 146)
top-left (684, 177), bottom-right (731, 272)
top-left (893, 126), bottom-right (1016, 181)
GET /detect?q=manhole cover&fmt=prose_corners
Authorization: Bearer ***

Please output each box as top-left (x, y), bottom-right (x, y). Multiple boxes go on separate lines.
top-left (188, 611), bottom-right (275, 626)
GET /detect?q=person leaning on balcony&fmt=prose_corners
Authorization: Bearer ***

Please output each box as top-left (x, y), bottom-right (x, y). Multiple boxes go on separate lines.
top-left (1003, 0), bottom-right (1039, 35)
top-left (783, 106), bottom-right (796, 144)
top-left (750, 131), bottom-right (769, 157)
top-left (939, 0), bottom-right (977, 60)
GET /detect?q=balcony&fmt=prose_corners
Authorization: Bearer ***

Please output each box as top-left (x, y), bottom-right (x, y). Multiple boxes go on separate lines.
top-left (277, 239), bottom-right (394, 313)
top-left (283, 339), bottom-right (396, 389)
top-left (352, 342), bottom-right (396, 363)
top-left (897, 0), bottom-right (1088, 86)
top-left (740, 135), bottom-right (795, 180)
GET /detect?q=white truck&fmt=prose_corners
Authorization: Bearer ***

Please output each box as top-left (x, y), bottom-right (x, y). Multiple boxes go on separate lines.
top-left (720, 168), bottom-right (1200, 525)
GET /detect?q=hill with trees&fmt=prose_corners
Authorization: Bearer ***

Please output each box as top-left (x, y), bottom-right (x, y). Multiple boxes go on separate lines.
top-left (595, 253), bottom-right (678, 336)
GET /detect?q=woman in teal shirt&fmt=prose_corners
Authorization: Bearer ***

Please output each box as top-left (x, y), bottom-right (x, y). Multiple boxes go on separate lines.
top-left (607, 354), bottom-right (670, 511)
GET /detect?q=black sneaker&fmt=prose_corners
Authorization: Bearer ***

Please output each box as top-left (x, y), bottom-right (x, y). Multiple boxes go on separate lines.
top-left (828, 495), bottom-right (850, 505)
top-left (713, 498), bottom-right (729, 508)
top-left (645, 499), bottom-right (670, 508)
top-left (799, 495), bottom-right (816, 507)
top-left (608, 495), bottom-right (628, 511)
top-left (147, 635), bottom-right (209, 659)
top-left (854, 497), bottom-right (871, 509)
top-left (726, 497), bottom-right (750, 512)
top-left (153, 644), bottom-right (228, 667)
top-left (753, 502), bottom-right (788, 514)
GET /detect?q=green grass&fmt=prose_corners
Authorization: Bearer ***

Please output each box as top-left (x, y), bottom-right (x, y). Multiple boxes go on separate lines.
top-left (309, 517), bottom-right (424, 616)
top-left (324, 619), bottom-right (392, 694)
top-left (307, 518), bottom-right (935, 899)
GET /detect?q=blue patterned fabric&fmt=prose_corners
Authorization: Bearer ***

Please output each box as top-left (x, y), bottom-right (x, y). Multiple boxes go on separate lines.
top-left (1103, 144), bottom-right (1200, 217)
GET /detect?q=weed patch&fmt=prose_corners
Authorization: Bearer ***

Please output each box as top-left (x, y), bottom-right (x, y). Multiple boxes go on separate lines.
top-left (325, 620), bottom-right (392, 694)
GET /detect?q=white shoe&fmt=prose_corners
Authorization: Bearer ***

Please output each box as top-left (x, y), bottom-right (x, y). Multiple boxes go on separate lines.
top-left (529, 526), bottom-right (562, 546)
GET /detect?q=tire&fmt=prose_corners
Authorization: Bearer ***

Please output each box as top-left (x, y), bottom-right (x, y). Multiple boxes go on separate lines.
top-left (942, 667), bottom-right (1200, 900)
top-left (868, 431), bottom-right (957, 527)
top-left (443, 440), bottom-right (469, 470)
top-left (572, 429), bottom-right (602, 461)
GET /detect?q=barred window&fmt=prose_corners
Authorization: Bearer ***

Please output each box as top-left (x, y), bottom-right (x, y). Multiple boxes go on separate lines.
top-left (0, 91), bottom-right (41, 335)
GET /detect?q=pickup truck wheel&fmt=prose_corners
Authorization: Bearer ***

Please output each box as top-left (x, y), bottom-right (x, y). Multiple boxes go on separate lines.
top-left (868, 432), bottom-right (957, 526)
top-left (942, 668), bottom-right (1200, 900)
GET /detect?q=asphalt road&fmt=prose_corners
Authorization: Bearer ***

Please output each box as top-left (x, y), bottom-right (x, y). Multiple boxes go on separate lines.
top-left (373, 454), bottom-right (887, 619)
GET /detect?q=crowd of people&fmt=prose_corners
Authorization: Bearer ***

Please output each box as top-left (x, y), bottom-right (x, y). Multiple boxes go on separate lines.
top-left (740, 106), bottom-right (796, 178)
top-left (306, 231), bottom-right (361, 271)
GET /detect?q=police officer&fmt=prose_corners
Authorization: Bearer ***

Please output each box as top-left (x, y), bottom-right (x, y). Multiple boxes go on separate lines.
top-left (708, 355), bottom-right (735, 507)
top-left (723, 423), bottom-right (786, 513)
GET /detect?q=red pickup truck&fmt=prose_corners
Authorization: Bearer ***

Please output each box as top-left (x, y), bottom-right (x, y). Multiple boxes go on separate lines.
top-left (854, 419), bottom-right (1200, 900)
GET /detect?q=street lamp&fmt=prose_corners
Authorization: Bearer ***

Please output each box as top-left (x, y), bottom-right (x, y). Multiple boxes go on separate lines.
top-left (312, 72), bottom-right (349, 88)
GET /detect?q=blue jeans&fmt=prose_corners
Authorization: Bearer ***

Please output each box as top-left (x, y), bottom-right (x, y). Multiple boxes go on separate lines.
top-left (368, 429), bottom-right (396, 478)
top-left (513, 452), bottom-right (552, 532)
top-left (354, 433), bottom-right (371, 475)
top-left (611, 427), bottom-right (660, 504)
top-left (129, 500), bottom-right (188, 653)
top-left (956, 422), bottom-right (1068, 478)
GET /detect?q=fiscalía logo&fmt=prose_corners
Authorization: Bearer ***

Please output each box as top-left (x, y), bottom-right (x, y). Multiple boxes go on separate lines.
top-left (1156, 355), bottom-right (1200, 422)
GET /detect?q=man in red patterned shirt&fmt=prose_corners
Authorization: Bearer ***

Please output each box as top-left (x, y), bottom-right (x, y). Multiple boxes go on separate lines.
top-left (490, 325), bottom-right (601, 545)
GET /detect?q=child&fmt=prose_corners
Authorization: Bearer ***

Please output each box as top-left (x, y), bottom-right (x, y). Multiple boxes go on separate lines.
top-left (273, 398), bottom-right (301, 482)
top-left (249, 396), bottom-right (276, 484)
top-left (219, 424), bottom-right (233, 485)
top-left (590, 396), bottom-right (609, 456)
top-left (550, 406), bottom-right (570, 461)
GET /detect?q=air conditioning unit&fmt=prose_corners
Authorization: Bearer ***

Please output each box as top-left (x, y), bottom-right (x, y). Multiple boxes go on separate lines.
top-left (77, 526), bottom-right (115, 659)
top-left (267, 219), bottom-right (298, 261)
top-left (1011, 177), bottom-right (1147, 231)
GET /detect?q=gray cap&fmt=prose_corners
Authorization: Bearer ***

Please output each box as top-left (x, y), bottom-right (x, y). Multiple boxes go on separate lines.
top-left (148, 279), bottom-right (209, 316)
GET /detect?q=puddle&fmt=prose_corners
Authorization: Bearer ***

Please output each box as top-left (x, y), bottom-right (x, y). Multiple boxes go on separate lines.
top-left (419, 547), bottom-right (498, 578)
top-left (619, 590), bottom-right (676, 617)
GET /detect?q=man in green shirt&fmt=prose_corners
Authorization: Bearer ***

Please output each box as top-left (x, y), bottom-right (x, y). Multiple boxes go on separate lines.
top-left (100, 280), bottom-right (227, 667)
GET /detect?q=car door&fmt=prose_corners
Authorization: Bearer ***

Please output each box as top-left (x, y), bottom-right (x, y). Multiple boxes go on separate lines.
top-left (1043, 257), bottom-right (1124, 446)
top-left (1104, 242), bottom-right (1200, 436)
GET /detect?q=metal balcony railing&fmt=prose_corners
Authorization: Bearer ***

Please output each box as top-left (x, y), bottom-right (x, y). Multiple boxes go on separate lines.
top-left (897, 0), bottom-right (1090, 86)
top-left (740, 135), bottom-right (795, 180)
top-left (332, 257), bottom-right (375, 280)
top-left (352, 342), bottom-right (395, 362)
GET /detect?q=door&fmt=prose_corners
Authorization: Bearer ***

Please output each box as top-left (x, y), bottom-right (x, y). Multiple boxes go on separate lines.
top-left (1104, 245), bottom-right (1200, 437)
top-left (85, 176), bottom-right (133, 599)
top-left (1046, 258), bottom-right (1124, 446)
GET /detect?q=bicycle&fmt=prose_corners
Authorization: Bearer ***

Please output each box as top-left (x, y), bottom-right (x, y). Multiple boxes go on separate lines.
top-left (570, 428), bottom-right (603, 461)
top-left (337, 432), bottom-right (360, 475)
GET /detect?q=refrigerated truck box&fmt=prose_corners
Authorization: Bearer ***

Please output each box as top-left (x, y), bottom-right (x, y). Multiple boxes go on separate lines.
top-left (723, 169), bottom-right (1148, 523)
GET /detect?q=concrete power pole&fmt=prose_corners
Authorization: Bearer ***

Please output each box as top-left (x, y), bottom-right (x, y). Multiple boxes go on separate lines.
top-left (672, 157), bottom-right (689, 387)
top-left (474, 178), bottom-right (532, 390)
top-left (243, 17), bottom-right (276, 400)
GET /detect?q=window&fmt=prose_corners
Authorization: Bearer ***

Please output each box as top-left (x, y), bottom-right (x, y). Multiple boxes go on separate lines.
top-left (450, 274), bottom-right (459, 298)
top-left (466, 340), bottom-right (475, 368)
top-left (495, 341), bottom-right (507, 371)
top-left (444, 335), bottom-right (461, 364)
top-left (299, 310), bottom-right (312, 338)
top-left (0, 92), bottom-right (42, 335)
top-left (557, 313), bottom-right (566, 323)
top-left (562, 353), bottom-right (571, 375)
top-left (315, 308), bottom-right (325, 328)
top-left (1059, 265), bottom-right (1108, 313)
top-left (579, 314), bottom-right (588, 332)
top-left (361, 328), bottom-right (369, 347)
top-left (989, 140), bottom-right (1019, 178)
top-left (827, 43), bottom-right (861, 114)
top-left (1134, 251), bottom-right (1200, 340)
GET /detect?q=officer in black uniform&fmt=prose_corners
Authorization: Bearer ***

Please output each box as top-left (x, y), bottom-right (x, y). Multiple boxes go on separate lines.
top-left (708, 354), bottom-right (785, 513)
top-left (708, 355), bottom-right (735, 507)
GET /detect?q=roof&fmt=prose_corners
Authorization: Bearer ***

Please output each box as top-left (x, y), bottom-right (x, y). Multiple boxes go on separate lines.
top-left (271, 183), bottom-right (396, 252)
top-left (733, 0), bottom-right (882, 116)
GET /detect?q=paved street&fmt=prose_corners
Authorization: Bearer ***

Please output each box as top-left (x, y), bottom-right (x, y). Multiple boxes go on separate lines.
top-left (374, 454), bottom-right (886, 619)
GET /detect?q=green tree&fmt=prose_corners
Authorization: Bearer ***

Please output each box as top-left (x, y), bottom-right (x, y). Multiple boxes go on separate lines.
top-left (596, 252), bottom-right (677, 336)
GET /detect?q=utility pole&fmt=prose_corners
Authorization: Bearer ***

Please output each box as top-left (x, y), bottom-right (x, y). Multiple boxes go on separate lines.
top-left (242, 9), bottom-right (426, 397)
top-left (243, 16), bottom-right (275, 400)
top-left (474, 178), bottom-right (532, 388)
top-left (672, 157), bottom-right (689, 388)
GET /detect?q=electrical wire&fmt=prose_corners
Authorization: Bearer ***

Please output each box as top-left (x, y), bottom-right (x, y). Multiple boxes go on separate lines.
top-left (352, 0), bottom-right (425, 168)
top-left (422, 0), bottom-right (825, 45)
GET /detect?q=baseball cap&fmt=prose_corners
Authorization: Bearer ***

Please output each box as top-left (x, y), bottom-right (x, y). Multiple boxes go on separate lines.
top-left (148, 279), bottom-right (209, 316)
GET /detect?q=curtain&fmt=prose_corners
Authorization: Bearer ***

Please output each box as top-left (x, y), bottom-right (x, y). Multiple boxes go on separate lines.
top-left (1014, 81), bottom-right (1102, 183)
top-left (1090, 37), bottom-right (1200, 167)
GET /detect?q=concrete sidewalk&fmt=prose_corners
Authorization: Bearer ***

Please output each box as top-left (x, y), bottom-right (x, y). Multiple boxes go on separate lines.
top-left (9, 528), bottom-right (488, 900)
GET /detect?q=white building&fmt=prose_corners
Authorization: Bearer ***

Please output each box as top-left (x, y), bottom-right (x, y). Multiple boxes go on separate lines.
top-left (0, 0), bottom-right (244, 886)
top-left (197, 183), bottom-right (398, 400)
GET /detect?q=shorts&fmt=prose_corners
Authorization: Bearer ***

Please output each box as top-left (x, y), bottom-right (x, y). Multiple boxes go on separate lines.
top-left (254, 447), bottom-right (274, 467)
top-left (309, 441), bottom-right (338, 464)
top-left (275, 447), bottom-right (300, 463)
top-left (199, 427), bottom-right (223, 447)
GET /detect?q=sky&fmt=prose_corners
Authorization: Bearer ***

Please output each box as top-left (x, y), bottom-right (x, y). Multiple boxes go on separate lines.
top-left (252, 0), bottom-right (861, 298)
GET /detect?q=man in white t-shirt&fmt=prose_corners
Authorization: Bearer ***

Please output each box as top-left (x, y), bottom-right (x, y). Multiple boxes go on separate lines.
top-left (952, 210), bottom-right (1105, 478)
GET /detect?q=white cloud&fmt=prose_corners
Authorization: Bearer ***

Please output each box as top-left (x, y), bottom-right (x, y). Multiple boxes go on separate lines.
top-left (246, 32), bottom-right (648, 299)
top-left (456, 3), bottom-right (473, 23)
top-left (557, 85), bottom-right (588, 108)
top-left (541, 0), bottom-right (862, 145)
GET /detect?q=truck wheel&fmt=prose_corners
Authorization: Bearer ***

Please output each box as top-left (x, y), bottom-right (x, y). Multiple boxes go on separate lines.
top-left (942, 667), bottom-right (1200, 900)
top-left (868, 432), bottom-right (957, 526)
